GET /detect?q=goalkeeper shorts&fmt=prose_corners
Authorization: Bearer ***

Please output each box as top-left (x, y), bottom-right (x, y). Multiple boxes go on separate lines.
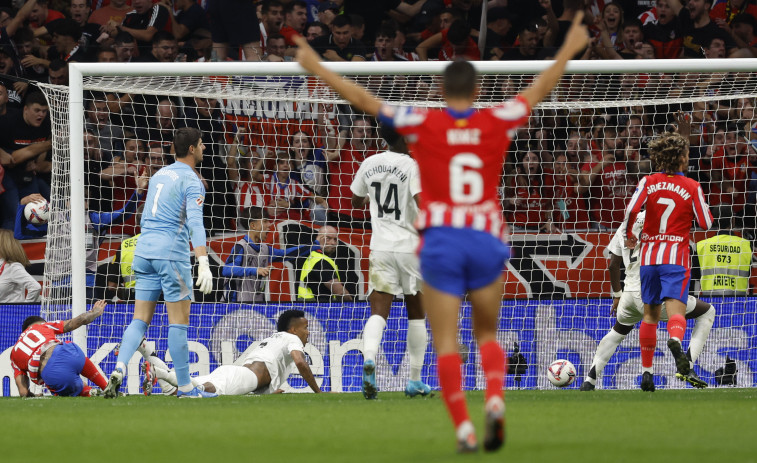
top-left (133, 256), bottom-right (192, 302)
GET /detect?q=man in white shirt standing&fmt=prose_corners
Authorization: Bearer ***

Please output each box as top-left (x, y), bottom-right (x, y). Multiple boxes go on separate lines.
top-left (350, 125), bottom-right (431, 400)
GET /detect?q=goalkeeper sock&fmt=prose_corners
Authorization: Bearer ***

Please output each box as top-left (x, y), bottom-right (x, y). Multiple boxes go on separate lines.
top-left (115, 319), bottom-right (149, 372)
top-left (479, 340), bottom-right (506, 403)
top-left (81, 356), bottom-right (108, 389)
top-left (639, 321), bottom-right (657, 373)
top-left (168, 324), bottom-right (192, 392)
top-left (689, 306), bottom-right (715, 365)
top-left (667, 314), bottom-right (686, 343)
top-left (407, 319), bottom-right (427, 382)
top-left (362, 315), bottom-right (386, 364)
top-left (586, 329), bottom-right (626, 384)
top-left (438, 353), bottom-right (470, 428)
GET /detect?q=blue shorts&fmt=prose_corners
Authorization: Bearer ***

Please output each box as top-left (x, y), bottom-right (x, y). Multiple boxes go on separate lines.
top-left (133, 256), bottom-right (192, 302)
top-left (40, 342), bottom-right (86, 397)
top-left (640, 264), bottom-right (690, 305)
top-left (419, 227), bottom-right (511, 297)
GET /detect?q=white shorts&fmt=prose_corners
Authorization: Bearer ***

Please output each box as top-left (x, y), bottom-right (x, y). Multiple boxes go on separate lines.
top-left (368, 250), bottom-right (422, 296)
top-left (193, 365), bottom-right (258, 396)
top-left (616, 291), bottom-right (698, 326)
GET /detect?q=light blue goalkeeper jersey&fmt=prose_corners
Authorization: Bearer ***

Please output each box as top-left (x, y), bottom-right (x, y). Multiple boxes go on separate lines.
top-left (135, 162), bottom-right (207, 262)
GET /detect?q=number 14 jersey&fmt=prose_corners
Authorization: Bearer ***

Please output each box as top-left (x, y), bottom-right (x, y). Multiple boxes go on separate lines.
top-left (379, 96), bottom-right (531, 241)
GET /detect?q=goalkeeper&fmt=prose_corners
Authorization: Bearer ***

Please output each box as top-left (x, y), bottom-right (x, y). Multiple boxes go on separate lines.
top-left (142, 310), bottom-right (323, 395)
top-left (104, 127), bottom-right (216, 399)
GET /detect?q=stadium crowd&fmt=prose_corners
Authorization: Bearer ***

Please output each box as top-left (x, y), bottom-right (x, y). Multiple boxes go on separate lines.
top-left (1, 0), bottom-right (757, 257)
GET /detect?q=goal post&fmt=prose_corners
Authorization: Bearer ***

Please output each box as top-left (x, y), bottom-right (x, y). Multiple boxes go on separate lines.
top-left (33, 58), bottom-right (757, 392)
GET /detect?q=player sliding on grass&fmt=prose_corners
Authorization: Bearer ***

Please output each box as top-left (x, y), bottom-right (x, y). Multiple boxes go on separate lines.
top-left (142, 310), bottom-right (322, 395)
top-left (624, 130), bottom-right (713, 392)
top-left (11, 300), bottom-right (109, 397)
top-left (295, 15), bottom-right (589, 453)
top-left (581, 210), bottom-right (714, 392)
top-left (350, 125), bottom-right (431, 400)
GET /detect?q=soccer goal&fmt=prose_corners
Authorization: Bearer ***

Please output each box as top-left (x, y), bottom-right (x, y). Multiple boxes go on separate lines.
top-left (33, 59), bottom-right (757, 392)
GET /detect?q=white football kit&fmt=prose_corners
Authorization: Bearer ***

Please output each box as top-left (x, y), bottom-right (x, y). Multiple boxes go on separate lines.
top-left (608, 211), bottom-right (696, 325)
top-left (350, 151), bottom-right (422, 295)
top-left (193, 331), bottom-right (305, 395)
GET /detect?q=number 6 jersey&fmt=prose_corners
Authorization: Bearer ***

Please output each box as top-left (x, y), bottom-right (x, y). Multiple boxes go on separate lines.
top-left (378, 96), bottom-right (531, 242)
top-left (350, 151), bottom-right (421, 253)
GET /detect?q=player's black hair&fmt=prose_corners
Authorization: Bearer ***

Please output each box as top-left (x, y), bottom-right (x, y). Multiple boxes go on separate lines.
top-left (379, 124), bottom-right (406, 153)
top-left (443, 59), bottom-right (477, 99)
top-left (22, 316), bottom-right (45, 332)
top-left (331, 14), bottom-right (352, 29)
top-left (174, 127), bottom-right (202, 158)
top-left (277, 309), bottom-right (306, 332)
top-left (24, 91), bottom-right (48, 108)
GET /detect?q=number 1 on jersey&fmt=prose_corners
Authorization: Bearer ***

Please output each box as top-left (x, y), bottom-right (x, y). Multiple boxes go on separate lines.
top-left (151, 183), bottom-right (165, 217)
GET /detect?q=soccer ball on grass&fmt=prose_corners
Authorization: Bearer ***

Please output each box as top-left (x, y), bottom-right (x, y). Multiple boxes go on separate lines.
top-left (547, 359), bottom-right (576, 387)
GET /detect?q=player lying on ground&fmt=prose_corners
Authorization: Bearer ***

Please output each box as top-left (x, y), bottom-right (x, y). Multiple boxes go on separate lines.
top-left (624, 128), bottom-right (714, 392)
top-left (141, 310), bottom-right (322, 395)
top-left (581, 211), bottom-right (714, 391)
top-left (350, 125), bottom-right (431, 400)
top-left (296, 14), bottom-right (588, 453)
top-left (11, 300), bottom-right (109, 397)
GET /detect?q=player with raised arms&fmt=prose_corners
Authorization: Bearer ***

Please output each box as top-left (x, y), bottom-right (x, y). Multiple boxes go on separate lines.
top-left (581, 210), bottom-right (715, 392)
top-left (11, 300), bottom-right (109, 397)
top-left (104, 127), bottom-right (215, 399)
top-left (295, 14), bottom-right (589, 452)
top-left (624, 130), bottom-right (713, 391)
top-left (142, 310), bottom-right (322, 395)
top-left (350, 125), bottom-right (431, 400)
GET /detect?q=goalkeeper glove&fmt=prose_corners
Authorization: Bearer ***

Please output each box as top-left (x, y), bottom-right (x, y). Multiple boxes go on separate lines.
top-left (195, 255), bottom-right (213, 294)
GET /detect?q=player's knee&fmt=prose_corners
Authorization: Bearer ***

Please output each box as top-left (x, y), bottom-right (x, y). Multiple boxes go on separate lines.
top-left (612, 322), bottom-right (633, 336)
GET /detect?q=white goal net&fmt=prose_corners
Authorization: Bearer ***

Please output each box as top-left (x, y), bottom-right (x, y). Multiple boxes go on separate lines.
top-left (34, 60), bottom-right (757, 392)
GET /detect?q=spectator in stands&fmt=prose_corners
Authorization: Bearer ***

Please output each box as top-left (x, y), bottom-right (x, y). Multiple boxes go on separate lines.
top-left (316, 1), bottom-right (339, 27)
top-left (710, 0), bottom-right (757, 28)
top-left (107, 0), bottom-right (170, 55)
top-left (85, 92), bottom-right (124, 157)
top-left (47, 59), bottom-right (68, 85)
top-left (136, 98), bottom-right (181, 151)
top-left (416, 18), bottom-right (479, 61)
top-left (207, 0), bottom-right (262, 61)
top-left (142, 144), bottom-right (167, 178)
top-left (83, 130), bottom-right (111, 211)
top-left (161, 0), bottom-right (209, 42)
top-left (623, 114), bottom-right (652, 175)
top-left (500, 23), bottom-right (540, 60)
top-left (544, 0), bottom-right (582, 48)
top-left (710, 125), bottom-right (750, 229)
top-left (729, 13), bottom-right (757, 56)
top-left (100, 136), bottom-right (143, 235)
top-left (89, 0), bottom-right (131, 27)
top-left (289, 129), bottom-right (330, 224)
top-left (643, 0), bottom-right (683, 59)
top-left (298, 225), bottom-right (353, 302)
top-left (552, 153), bottom-right (592, 230)
top-left (670, 0), bottom-right (742, 58)
top-left (58, 0), bottom-right (102, 59)
top-left (113, 31), bottom-right (137, 62)
top-left (140, 31), bottom-right (179, 62)
top-left (226, 127), bottom-right (266, 222)
top-left (281, 1), bottom-right (308, 46)
top-left (349, 14), bottom-right (366, 43)
top-left (260, 0), bottom-right (284, 53)
top-left (222, 206), bottom-right (314, 303)
top-left (29, 0), bottom-right (64, 30)
top-left (0, 229), bottom-right (41, 302)
top-left (504, 151), bottom-right (558, 232)
top-left (482, 7), bottom-right (511, 60)
top-left (305, 21), bottom-right (329, 42)
top-left (264, 33), bottom-right (290, 61)
top-left (96, 46), bottom-right (117, 62)
top-left (311, 14), bottom-right (368, 61)
top-left (327, 117), bottom-right (376, 229)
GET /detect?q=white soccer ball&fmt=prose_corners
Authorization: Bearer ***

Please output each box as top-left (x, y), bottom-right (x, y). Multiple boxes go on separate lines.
top-left (547, 359), bottom-right (577, 388)
top-left (24, 200), bottom-right (50, 225)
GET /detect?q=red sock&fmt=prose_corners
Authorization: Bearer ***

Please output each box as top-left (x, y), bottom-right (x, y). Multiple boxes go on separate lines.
top-left (639, 321), bottom-right (657, 369)
top-left (479, 341), bottom-right (506, 403)
top-left (79, 385), bottom-right (92, 397)
top-left (437, 353), bottom-right (470, 428)
top-left (81, 357), bottom-right (108, 389)
top-left (667, 314), bottom-right (686, 342)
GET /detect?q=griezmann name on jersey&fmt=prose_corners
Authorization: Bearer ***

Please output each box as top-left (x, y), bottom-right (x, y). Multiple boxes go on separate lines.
top-left (136, 162), bottom-right (207, 262)
top-left (626, 172), bottom-right (713, 268)
top-left (379, 96), bottom-right (531, 241)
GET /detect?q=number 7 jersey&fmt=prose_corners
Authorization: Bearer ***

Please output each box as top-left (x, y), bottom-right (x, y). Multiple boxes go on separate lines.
top-left (379, 96), bottom-right (531, 241)
top-left (625, 172), bottom-right (713, 268)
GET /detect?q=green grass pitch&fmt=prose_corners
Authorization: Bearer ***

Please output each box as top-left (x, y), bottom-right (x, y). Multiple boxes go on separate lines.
top-left (2, 389), bottom-right (755, 463)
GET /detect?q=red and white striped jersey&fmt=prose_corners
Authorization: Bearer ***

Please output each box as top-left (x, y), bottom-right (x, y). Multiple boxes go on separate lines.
top-left (10, 321), bottom-right (65, 384)
top-left (625, 173), bottom-right (713, 268)
top-left (263, 173), bottom-right (312, 202)
top-left (380, 96), bottom-right (531, 240)
top-left (235, 181), bottom-right (265, 213)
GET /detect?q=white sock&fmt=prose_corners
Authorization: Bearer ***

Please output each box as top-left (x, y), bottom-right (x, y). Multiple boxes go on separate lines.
top-left (178, 384), bottom-right (194, 393)
top-left (362, 315), bottom-right (386, 364)
top-left (154, 366), bottom-right (177, 386)
top-left (407, 319), bottom-right (428, 382)
top-left (689, 306), bottom-right (716, 366)
top-left (116, 361), bottom-right (127, 374)
top-left (137, 340), bottom-right (154, 358)
top-left (585, 329), bottom-right (626, 384)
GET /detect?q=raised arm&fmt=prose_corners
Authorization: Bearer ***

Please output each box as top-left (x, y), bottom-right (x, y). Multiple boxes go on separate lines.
top-left (295, 36), bottom-right (383, 117)
top-left (63, 300), bottom-right (106, 332)
top-left (290, 349), bottom-right (322, 393)
top-left (520, 13), bottom-right (589, 109)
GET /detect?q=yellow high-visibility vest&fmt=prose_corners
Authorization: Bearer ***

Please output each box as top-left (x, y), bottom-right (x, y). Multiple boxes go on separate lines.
top-left (697, 234), bottom-right (751, 296)
top-left (120, 234), bottom-right (140, 288)
top-left (298, 250), bottom-right (340, 300)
